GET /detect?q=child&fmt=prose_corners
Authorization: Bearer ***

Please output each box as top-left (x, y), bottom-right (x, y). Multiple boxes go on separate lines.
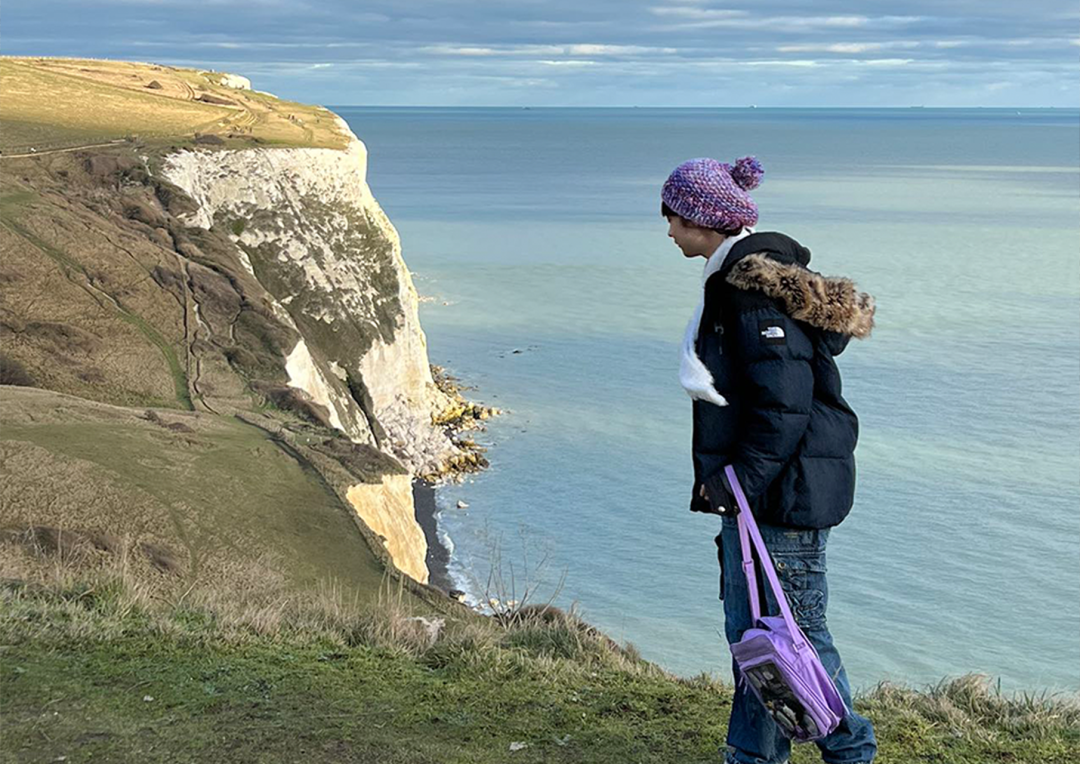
top-left (663, 156), bottom-right (878, 764)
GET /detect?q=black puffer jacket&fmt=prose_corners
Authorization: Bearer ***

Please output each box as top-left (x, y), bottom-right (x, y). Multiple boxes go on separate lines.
top-left (689, 232), bottom-right (875, 529)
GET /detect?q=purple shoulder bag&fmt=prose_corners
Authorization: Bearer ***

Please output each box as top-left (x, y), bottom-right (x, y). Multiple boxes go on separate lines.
top-left (724, 465), bottom-right (847, 742)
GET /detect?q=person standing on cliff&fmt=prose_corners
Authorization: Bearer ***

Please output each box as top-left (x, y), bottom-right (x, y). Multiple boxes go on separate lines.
top-left (663, 156), bottom-right (878, 764)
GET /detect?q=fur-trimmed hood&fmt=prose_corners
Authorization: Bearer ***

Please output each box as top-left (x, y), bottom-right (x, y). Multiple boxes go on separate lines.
top-left (726, 253), bottom-right (876, 340)
top-left (710, 232), bottom-right (875, 358)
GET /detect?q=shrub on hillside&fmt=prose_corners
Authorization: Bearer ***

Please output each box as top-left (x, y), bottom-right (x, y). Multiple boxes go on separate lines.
top-left (252, 381), bottom-right (335, 429)
top-left (0, 354), bottom-right (36, 386)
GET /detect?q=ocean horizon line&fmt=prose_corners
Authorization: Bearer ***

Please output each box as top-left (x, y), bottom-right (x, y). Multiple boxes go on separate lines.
top-left (328, 104), bottom-right (1080, 112)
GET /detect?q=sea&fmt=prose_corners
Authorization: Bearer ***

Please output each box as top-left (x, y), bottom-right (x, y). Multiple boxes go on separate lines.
top-left (335, 106), bottom-right (1080, 693)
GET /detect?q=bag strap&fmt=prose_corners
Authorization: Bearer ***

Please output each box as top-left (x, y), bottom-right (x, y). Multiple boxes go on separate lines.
top-left (726, 465), bottom-right (808, 651)
top-left (735, 496), bottom-right (763, 624)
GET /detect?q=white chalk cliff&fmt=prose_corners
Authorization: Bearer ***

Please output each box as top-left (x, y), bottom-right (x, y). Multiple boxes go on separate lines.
top-left (161, 116), bottom-right (456, 584)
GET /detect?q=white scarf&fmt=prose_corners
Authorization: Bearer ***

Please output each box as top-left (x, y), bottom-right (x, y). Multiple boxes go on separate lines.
top-left (679, 227), bottom-right (753, 407)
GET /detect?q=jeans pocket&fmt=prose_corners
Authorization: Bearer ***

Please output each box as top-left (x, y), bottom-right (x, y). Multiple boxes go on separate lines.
top-left (772, 553), bottom-right (828, 631)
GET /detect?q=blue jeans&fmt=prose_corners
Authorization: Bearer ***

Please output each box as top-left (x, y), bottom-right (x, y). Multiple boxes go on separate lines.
top-left (718, 515), bottom-right (877, 764)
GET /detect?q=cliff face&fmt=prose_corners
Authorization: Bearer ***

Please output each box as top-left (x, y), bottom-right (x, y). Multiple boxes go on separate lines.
top-left (161, 120), bottom-right (457, 477)
top-left (347, 476), bottom-right (429, 585)
top-left (0, 59), bottom-right (466, 591)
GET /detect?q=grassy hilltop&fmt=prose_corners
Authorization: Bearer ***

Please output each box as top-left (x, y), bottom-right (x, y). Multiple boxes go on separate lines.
top-left (0, 56), bottom-right (349, 154)
top-left (0, 58), bottom-right (350, 412)
top-left (1, 58), bottom-right (1078, 763)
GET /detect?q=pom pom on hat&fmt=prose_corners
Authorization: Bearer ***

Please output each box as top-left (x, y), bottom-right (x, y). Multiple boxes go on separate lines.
top-left (661, 155), bottom-right (763, 230)
top-left (730, 156), bottom-right (764, 191)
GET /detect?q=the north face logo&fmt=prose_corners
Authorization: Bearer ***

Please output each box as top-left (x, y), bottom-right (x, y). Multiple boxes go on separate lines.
top-left (758, 319), bottom-right (787, 345)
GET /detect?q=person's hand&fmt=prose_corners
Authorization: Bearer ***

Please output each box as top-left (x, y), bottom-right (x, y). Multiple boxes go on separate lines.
top-left (700, 483), bottom-right (728, 514)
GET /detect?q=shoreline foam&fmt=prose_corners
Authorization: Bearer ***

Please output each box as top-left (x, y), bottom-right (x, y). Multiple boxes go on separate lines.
top-left (412, 477), bottom-right (490, 607)
top-left (411, 479), bottom-right (455, 593)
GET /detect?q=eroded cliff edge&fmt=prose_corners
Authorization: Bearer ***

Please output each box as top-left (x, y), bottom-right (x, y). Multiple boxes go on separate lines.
top-left (0, 58), bottom-right (490, 595)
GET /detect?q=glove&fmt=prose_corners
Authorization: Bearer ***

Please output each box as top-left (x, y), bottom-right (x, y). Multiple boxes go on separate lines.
top-left (701, 466), bottom-right (739, 516)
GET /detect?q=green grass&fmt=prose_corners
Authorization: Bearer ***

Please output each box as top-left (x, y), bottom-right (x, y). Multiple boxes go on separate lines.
top-left (0, 387), bottom-right (403, 602)
top-left (1, 576), bottom-right (1076, 764)
top-left (0, 190), bottom-right (37, 212)
top-left (113, 308), bottom-right (193, 411)
top-left (0, 217), bottom-right (193, 410)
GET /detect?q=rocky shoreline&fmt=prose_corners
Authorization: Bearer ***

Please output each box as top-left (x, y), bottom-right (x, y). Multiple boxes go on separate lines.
top-left (420, 364), bottom-right (500, 482)
top-left (415, 364), bottom-right (502, 599)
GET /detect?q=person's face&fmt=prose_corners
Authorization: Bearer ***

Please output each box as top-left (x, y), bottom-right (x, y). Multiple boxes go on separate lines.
top-left (666, 214), bottom-right (717, 259)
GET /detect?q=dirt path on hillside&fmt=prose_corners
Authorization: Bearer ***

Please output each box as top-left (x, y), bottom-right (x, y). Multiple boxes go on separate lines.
top-left (0, 140), bottom-right (127, 159)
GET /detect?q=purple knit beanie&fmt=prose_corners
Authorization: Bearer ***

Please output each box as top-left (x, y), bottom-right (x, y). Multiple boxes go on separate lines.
top-left (661, 156), bottom-right (764, 230)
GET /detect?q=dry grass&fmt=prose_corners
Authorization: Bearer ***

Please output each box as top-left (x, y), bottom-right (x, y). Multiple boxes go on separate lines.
top-left (0, 58), bottom-right (226, 153)
top-left (5, 558), bottom-right (1077, 741)
top-left (861, 673), bottom-right (1080, 743)
top-left (0, 566), bottom-right (739, 764)
top-left (0, 524), bottom-right (665, 684)
top-left (0, 57), bottom-right (350, 153)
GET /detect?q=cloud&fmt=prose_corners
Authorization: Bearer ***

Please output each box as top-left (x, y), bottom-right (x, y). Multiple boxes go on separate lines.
top-left (647, 6), bottom-right (925, 31)
top-left (129, 40), bottom-right (376, 49)
top-left (566, 44), bottom-right (678, 56)
top-left (421, 43), bottom-right (677, 58)
top-left (539, 60), bottom-right (599, 67)
top-left (738, 59), bottom-right (821, 68)
top-left (647, 6), bottom-right (750, 21)
top-left (778, 42), bottom-right (922, 54)
top-left (857, 58), bottom-right (915, 67)
top-left (649, 7), bottom-right (873, 29)
top-left (1, 0), bottom-right (1075, 106)
top-left (421, 45), bottom-right (503, 56)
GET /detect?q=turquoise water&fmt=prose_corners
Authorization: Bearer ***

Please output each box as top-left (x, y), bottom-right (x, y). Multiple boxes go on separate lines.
top-left (337, 107), bottom-right (1080, 692)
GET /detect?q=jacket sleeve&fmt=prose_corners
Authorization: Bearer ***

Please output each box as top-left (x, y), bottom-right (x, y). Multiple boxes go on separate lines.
top-left (702, 304), bottom-right (814, 511)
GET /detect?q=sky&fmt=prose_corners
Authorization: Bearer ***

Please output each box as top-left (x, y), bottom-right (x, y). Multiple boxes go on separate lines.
top-left (3, 1), bottom-right (1078, 107)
